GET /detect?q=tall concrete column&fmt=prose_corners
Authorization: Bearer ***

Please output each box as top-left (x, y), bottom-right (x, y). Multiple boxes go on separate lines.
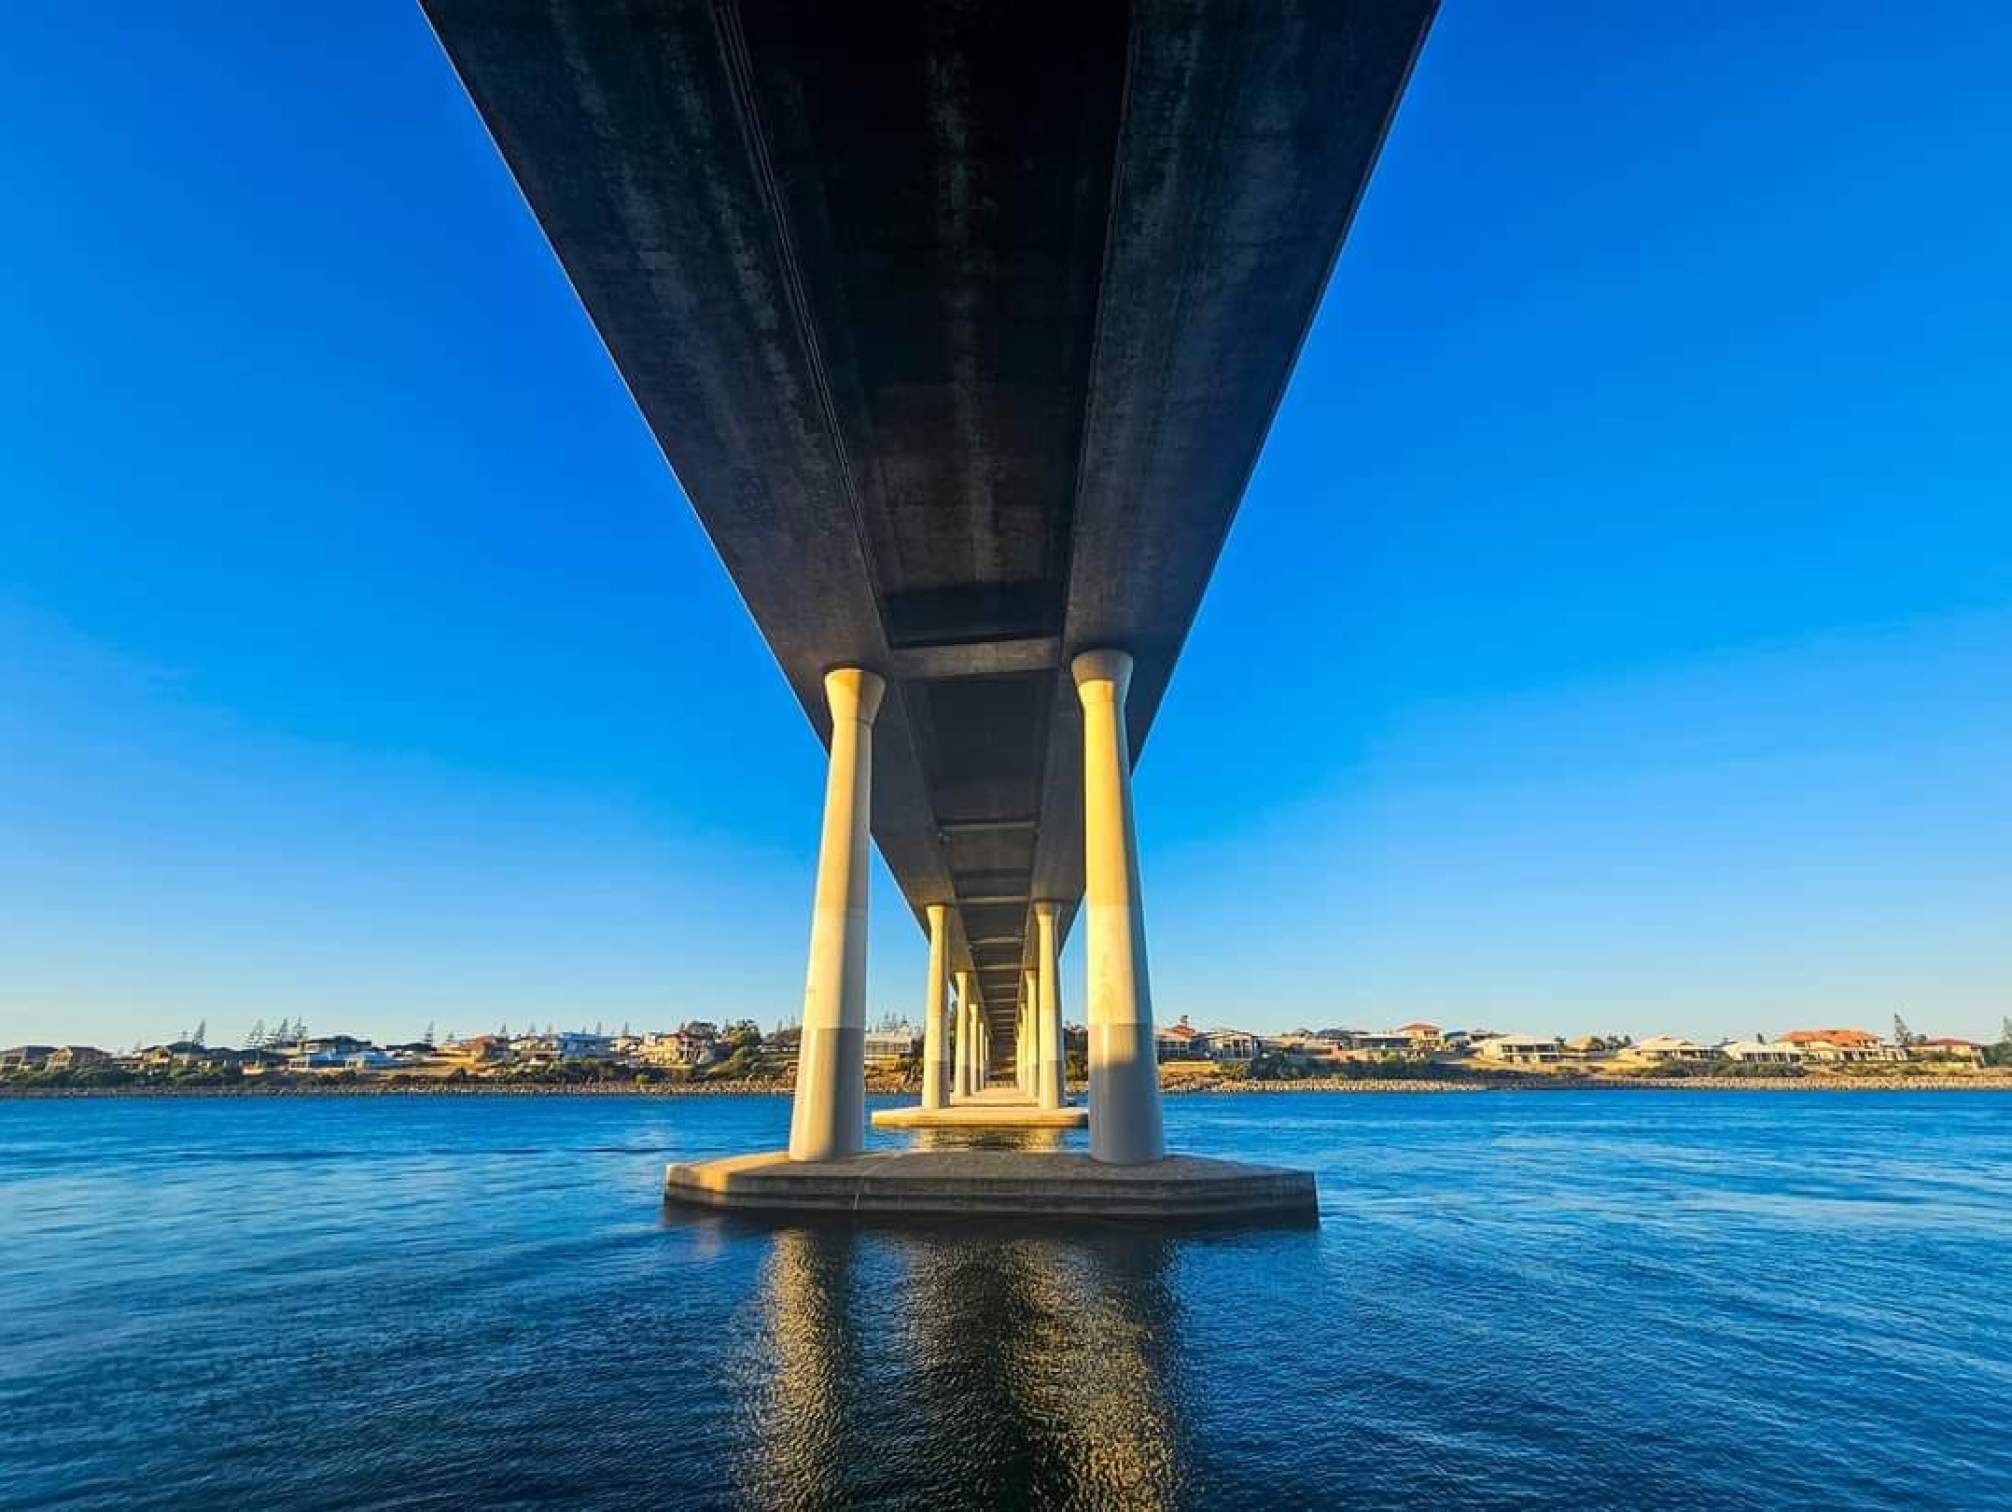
top-left (1072, 649), bottom-right (1166, 1164)
top-left (787, 667), bottom-right (886, 1162)
top-left (953, 969), bottom-right (975, 1098)
top-left (1034, 900), bottom-right (1063, 1109)
top-left (1021, 968), bottom-right (1038, 1095)
top-left (921, 904), bottom-right (950, 1110)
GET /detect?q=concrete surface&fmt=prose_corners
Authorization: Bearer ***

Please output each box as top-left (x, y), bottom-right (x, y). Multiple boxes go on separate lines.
top-left (664, 1149), bottom-right (1317, 1222)
top-left (871, 1102), bottom-right (1088, 1132)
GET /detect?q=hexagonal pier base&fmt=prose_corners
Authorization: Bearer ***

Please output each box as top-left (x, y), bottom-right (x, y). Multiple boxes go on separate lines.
top-left (663, 1149), bottom-right (1316, 1222)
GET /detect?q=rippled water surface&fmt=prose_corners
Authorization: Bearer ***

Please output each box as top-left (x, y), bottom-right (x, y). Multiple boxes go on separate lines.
top-left (3, 1091), bottom-right (2008, 1509)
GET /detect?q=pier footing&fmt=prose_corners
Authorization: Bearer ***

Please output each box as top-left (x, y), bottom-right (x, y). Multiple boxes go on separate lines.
top-left (663, 1149), bottom-right (1316, 1222)
top-left (870, 1103), bottom-right (1088, 1132)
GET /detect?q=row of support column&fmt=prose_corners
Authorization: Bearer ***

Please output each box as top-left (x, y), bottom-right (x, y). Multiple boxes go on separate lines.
top-left (785, 652), bottom-right (1165, 1165)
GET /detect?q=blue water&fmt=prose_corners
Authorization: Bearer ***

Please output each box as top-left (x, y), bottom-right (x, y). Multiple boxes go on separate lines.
top-left (2, 1092), bottom-right (2008, 1509)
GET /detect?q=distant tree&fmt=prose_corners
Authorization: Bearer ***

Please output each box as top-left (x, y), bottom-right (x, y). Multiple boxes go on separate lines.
top-left (244, 1019), bottom-right (266, 1050)
top-left (498, 1022), bottom-right (508, 1040)
top-left (594, 1020), bottom-right (604, 1036)
top-left (193, 1019), bottom-right (207, 1047)
top-left (423, 1021), bottom-right (436, 1048)
top-left (1893, 1015), bottom-right (1917, 1048)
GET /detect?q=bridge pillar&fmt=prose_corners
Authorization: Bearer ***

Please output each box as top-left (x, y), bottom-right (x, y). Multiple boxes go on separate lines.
top-left (787, 668), bottom-right (886, 1162)
top-left (921, 904), bottom-right (950, 1110)
top-left (1021, 967), bottom-right (1038, 1095)
top-left (1072, 649), bottom-right (1167, 1164)
top-left (1034, 900), bottom-right (1064, 1109)
top-left (953, 969), bottom-right (975, 1098)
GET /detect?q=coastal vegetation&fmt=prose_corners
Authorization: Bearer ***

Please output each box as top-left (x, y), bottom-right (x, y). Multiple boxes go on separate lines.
top-left (8, 1018), bottom-right (2008, 1096)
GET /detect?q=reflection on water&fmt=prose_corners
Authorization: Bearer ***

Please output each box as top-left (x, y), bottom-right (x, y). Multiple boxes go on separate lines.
top-left (726, 1219), bottom-right (1200, 1509)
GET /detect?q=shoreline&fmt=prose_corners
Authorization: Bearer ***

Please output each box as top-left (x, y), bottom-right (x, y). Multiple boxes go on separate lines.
top-left (5, 1075), bottom-right (2010, 1100)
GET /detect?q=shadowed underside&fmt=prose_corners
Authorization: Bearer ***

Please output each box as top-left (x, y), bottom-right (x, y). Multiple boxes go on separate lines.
top-left (421, 0), bottom-right (1434, 1050)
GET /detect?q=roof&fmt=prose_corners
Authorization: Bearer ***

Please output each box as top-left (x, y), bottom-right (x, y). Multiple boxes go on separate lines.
top-left (1919, 1037), bottom-right (1981, 1048)
top-left (1779, 1028), bottom-right (1880, 1046)
top-left (1635, 1035), bottom-right (1701, 1052)
top-left (1395, 1021), bottom-right (1441, 1034)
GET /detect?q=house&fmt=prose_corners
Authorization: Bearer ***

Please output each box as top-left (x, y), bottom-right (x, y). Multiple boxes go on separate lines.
top-left (1472, 1034), bottom-right (1561, 1066)
top-left (1718, 1040), bottom-right (1805, 1065)
top-left (138, 1042), bottom-right (241, 1073)
top-left (512, 1032), bottom-right (613, 1064)
top-left (1155, 1017), bottom-right (1205, 1062)
top-left (1561, 1035), bottom-right (1609, 1058)
top-left (1619, 1035), bottom-right (1714, 1065)
top-left (44, 1045), bottom-right (112, 1071)
top-left (640, 1026), bottom-right (721, 1069)
top-left (1779, 1029), bottom-right (1906, 1063)
top-left (287, 1042), bottom-right (393, 1072)
top-left (1340, 1031), bottom-right (1415, 1055)
top-left (1, 1046), bottom-right (57, 1071)
top-left (863, 1020), bottom-right (920, 1065)
top-left (1911, 1038), bottom-right (1985, 1066)
top-left (1262, 1031), bottom-right (1319, 1054)
top-left (1395, 1021), bottom-right (1443, 1049)
top-left (1197, 1027), bottom-right (1261, 1060)
top-left (439, 1035), bottom-right (511, 1065)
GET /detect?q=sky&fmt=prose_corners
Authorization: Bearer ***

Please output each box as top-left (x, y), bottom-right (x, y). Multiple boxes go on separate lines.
top-left (3, 2), bottom-right (2009, 1051)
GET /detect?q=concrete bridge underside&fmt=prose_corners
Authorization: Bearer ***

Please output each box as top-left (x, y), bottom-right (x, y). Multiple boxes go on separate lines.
top-left (424, 2), bottom-right (1432, 1170)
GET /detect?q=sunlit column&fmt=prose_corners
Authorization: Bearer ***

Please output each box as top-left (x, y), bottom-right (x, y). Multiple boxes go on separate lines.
top-left (954, 969), bottom-right (975, 1099)
top-left (1021, 968), bottom-right (1038, 1096)
top-left (1072, 649), bottom-right (1166, 1164)
top-left (787, 668), bottom-right (886, 1162)
top-left (921, 904), bottom-right (950, 1110)
top-left (1034, 900), bottom-right (1064, 1109)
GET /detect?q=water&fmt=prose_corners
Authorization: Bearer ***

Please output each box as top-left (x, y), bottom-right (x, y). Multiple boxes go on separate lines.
top-left (2, 1092), bottom-right (2008, 1510)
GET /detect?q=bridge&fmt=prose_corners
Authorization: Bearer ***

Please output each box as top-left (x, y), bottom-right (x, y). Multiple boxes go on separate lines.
top-left (423, 0), bottom-right (1434, 1214)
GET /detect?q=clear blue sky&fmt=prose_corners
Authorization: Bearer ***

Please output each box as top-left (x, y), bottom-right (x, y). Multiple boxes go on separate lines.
top-left (4, 2), bottom-right (2008, 1051)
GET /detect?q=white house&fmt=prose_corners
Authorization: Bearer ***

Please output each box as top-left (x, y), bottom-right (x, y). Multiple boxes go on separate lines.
top-left (1197, 1027), bottom-right (1260, 1060)
top-left (513, 1032), bottom-right (613, 1064)
top-left (1472, 1034), bottom-right (1561, 1065)
top-left (863, 1021), bottom-right (920, 1064)
top-left (1718, 1040), bottom-right (1804, 1065)
top-left (1619, 1035), bottom-right (1714, 1065)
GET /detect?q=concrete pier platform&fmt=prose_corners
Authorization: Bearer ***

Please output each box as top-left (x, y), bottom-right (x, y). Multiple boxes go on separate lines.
top-left (663, 1149), bottom-right (1316, 1222)
top-left (871, 1104), bottom-right (1088, 1131)
top-left (873, 1087), bottom-right (1088, 1132)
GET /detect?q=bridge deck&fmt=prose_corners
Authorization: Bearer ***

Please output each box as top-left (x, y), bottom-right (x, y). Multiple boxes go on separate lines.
top-left (423, 1), bottom-right (1434, 1047)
